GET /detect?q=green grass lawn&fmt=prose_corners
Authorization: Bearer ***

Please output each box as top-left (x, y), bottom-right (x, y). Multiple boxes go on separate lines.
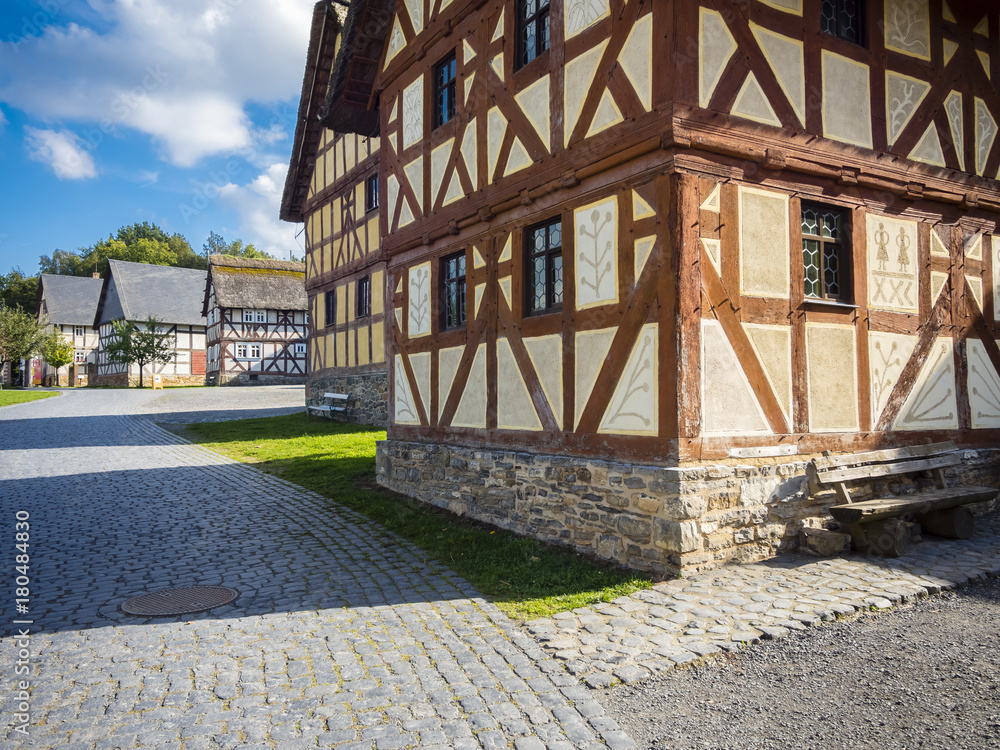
top-left (0, 390), bottom-right (58, 407)
top-left (181, 413), bottom-right (651, 620)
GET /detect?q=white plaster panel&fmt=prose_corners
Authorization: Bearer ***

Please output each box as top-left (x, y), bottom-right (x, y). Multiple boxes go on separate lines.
top-left (402, 77), bottom-right (423, 149)
top-left (894, 338), bottom-right (958, 431)
top-left (452, 343), bottom-right (487, 429)
top-left (575, 197), bottom-right (618, 309)
top-left (565, 0), bottom-right (609, 38)
top-left (910, 124), bottom-right (946, 167)
top-left (461, 117), bottom-right (477, 189)
top-left (750, 23), bottom-right (805, 125)
top-left (515, 75), bottom-right (551, 152)
top-left (968, 339), bottom-right (1000, 428)
top-left (600, 324), bottom-right (658, 436)
top-left (867, 214), bottom-right (919, 313)
top-left (945, 91), bottom-right (964, 171)
top-left (822, 51), bottom-right (873, 149)
top-left (699, 8), bottom-right (737, 108)
top-left (885, 0), bottom-right (930, 60)
top-left (565, 41), bottom-right (607, 141)
top-left (587, 89), bottom-right (624, 138)
top-left (806, 323), bottom-right (859, 433)
top-left (618, 14), bottom-right (652, 111)
top-left (975, 98), bottom-right (997, 176)
top-left (438, 345), bottom-right (463, 417)
top-left (524, 334), bottom-right (563, 430)
top-left (407, 262), bottom-right (431, 338)
top-left (410, 351), bottom-right (431, 419)
top-left (731, 73), bottom-right (781, 126)
top-left (868, 331), bottom-right (917, 425)
top-left (744, 323), bottom-right (792, 423)
top-left (394, 354), bottom-right (419, 425)
top-left (886, 72), bottom-right (931, 146)
top-left (497, 338), bottom-right (542, 431)
top-left (575, 327), bottom-right (616, 430)
top-left (701, 318), bottom-right (771, 436)
top-left (739, 186), bottom-right (790, 299)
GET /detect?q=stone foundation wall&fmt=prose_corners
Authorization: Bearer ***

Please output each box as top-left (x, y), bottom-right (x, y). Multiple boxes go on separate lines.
top-left (376, 440), bottom-right (1000, 577)
top-left (218, 372), bottom-right (308, 386)
top-left (92, 373), bottom-right (206, 387)
top-left (306, 371), bottom-right (388, 427)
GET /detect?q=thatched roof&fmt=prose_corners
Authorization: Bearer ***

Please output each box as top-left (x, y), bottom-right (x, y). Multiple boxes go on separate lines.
top-left (95, 260), bottom-right (208, 327)
top-left (37, 274), bottom-right (103, 326)
top-left (204, 255), bottom-right (307, 314)
top-left (319, 0), bottom-right (395, 136)
top-left (280, 1), bottom-right (346, 223)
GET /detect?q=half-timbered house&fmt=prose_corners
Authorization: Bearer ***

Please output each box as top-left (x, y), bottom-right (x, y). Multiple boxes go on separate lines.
top-left (93, 260), bottom-right (208, 386)
top-left (319, 0), bottom-right (1000, 574)
top-left (281, 1), bottom-right (388, 425)
top-left (36, 273), bottom-right (103, 386)
top-left (203, 255), bottom-right (309, 384)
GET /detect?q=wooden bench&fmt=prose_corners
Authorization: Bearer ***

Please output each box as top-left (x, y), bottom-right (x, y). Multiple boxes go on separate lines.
top-left (808, 441), bottom-right (997, 556)
top-left (307, 392), bottom-right (349, 417)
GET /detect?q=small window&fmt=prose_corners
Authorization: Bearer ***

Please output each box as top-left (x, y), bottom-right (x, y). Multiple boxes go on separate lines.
top-left (74, 350), bottom-right (86, 363)
top-left (525, 218), bottom-right (563, 315)
top-left (250, 343), bottom-right (262, 358)
top-left (356, 276), bottom-right (371, 318)
top-left (74, 326), bottom-right (84, 338)
top-left (325, 290), bottom-right (336, 328)
top-left (441, 251), bottom-right (467, 330)
top-left (434, 53), bottom-right (457, 128)
top-left (294, 342), bottom-right (307, 355)
top-left (802, 203), bottom-right (851, 302)
top-left (256, 310), bottom-right (265, 323)
top-left (821, 0), bottom-right (865, 46)
top-left (518, 0), bottom-right (551, 69)
top-left (365, 173), bottom-right (379, 212)
top-left (236, 343), bottom-right (248, 358)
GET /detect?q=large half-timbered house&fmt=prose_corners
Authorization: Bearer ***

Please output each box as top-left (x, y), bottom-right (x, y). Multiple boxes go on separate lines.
top-left (93, 260), bottom-right (208, 386)
top-left (281, 1), bottom-right (388, 425)
top-left (203, 255), bottom-right (309, 384)
top-left (36, 273), bottom-right (103, 386)
top-left (319, 0), bottom-right (1000, 573)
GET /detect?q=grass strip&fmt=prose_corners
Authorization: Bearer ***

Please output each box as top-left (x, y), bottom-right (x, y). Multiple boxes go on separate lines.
top-left (181, 412), bottom-right (651, 620)
top-left (0, 390), bottom-right (58, 407)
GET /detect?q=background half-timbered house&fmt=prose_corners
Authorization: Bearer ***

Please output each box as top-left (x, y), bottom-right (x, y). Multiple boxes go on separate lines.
top-left (93, 259), bottom-right (208, 386)
top-left (318, 0), bottom-right (1000, 574)
top-left (281, 1), bottom-right (388, 425)
top-left (203, 255), bottom-right (309, 385)
top-left (36, 273), bottom-right (103, 386)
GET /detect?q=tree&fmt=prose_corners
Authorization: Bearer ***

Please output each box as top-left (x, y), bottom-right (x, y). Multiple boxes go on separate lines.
top-left (39, 327), bottom-right (74, 383)
top-left (0, 270), bottom-right (40, 312)
top-left (204, 232), bottom-right (273, 260)
top-left (0, 307), bottom-right (45, 386)
top-left (104, 317), bottom-right (175, 388)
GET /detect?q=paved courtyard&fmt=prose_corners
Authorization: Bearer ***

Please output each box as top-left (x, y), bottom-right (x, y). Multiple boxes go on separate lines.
top-left (0, 389), bottom-right (633, 749)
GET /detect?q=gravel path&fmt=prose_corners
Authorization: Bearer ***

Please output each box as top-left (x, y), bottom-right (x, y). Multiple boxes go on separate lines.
top-left (599, 575), bottom-right (1000, 750)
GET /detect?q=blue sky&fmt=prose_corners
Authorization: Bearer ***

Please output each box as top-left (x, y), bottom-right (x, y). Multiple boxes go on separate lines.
top-left (0, 0), bottom-right (317, 274)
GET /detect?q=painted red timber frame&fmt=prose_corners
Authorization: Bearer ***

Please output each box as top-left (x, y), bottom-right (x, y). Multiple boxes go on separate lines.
top-left (375, 0), bottom-right (1000, 463)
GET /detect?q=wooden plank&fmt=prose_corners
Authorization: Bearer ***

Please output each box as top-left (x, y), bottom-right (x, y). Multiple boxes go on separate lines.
top-left (816, 454), bottom-right (961, 484)
top-left (829, 486), bottom-right (998, 523)
top-left (812, 440), bottom-right (958, 470)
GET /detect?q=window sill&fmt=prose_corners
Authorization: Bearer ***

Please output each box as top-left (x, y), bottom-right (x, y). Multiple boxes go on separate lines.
top-left (803, 298), bottom-right (857, 310)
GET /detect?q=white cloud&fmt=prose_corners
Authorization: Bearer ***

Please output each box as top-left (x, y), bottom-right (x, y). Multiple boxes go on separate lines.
top-left (0, 108), bottom-right (7, 129)
top-left (0, 0), bottom-right (314, 166)
top-left (219, 163), bottom-right (301, 260)
top-left (24, 127), bottom-right (97, 179)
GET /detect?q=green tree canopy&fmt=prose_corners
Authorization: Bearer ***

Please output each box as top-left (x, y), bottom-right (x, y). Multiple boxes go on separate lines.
top-left (0, 307), bottom-right (45, 375)
top-left (0, 270), bottom-right (40, 313)
top-left (105, 316), bottom-right (175, 388)
top-left (204, 231), bottom-right (273, 260)
top-left (39, 327), bottom-right (74, 374)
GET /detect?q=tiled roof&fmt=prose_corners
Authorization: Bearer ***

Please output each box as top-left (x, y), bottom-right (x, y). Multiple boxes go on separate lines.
top-left (97, 260), bottom-right (208, 327)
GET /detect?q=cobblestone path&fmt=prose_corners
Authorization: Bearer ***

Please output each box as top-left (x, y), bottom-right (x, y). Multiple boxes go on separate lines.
top-left (0, 390), bottom-right (634, 750)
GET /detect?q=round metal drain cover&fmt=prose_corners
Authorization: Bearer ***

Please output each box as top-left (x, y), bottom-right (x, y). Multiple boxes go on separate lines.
top-left (120, 586), bottom-right (238, 617)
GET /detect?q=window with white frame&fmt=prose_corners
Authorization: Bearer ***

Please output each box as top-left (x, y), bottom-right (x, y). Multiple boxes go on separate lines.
top-left (74, 350), bottom-right (85, 363)
top-left (243, 309), bottom-right (266, 323)
top-left (250, 343), bottom-right (262, 358)
top-left (236, 343), bottom-right (248, 358)
top-left (74, 326), bottom-right (84, 338)
top-left (294, 342), bottom-right (306, 355)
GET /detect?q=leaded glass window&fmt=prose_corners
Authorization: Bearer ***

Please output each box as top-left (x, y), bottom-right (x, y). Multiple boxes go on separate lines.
top-left (434, 53), bottom-right (457, 128)
top-left (441, 251), bottom-right (467, 330)
top-left (821, 0), bottom-right (864, 46)
top-left (518, 0), bottom-right (550, 69)
top-left (526, 218), bottom-right (563, 315)
top-left (802, 203), bottom-right (850, 302)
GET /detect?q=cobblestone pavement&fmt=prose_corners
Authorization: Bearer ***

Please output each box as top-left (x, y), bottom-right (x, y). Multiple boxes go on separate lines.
top-left (526, 517), bottom-right (1000, 688)
top-left (0, 390), bottom-right (633, 749)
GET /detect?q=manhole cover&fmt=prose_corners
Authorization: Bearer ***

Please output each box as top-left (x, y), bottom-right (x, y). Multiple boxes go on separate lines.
top-left (120, 586), bottom-right (238, 617)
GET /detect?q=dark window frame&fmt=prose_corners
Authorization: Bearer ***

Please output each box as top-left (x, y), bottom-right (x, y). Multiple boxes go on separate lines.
top-left (324, 290), bottom-right (336, 328)
top-left (524, 218), bottom-right (563, 316)
top-left (356, 275), bottom-right (371, 319)
top-left (441, 251), bottom-right (467, 331)
top-left (433, 53), bottom-right (457, 129)
top-left (821, 0), bottom-right (866, 47)
top-left (517, 0), bottom-right (551, 70)
top-left (801, 202), bottom-right (852, 303)
top-left (365, 173), bottom-right (379, 212)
